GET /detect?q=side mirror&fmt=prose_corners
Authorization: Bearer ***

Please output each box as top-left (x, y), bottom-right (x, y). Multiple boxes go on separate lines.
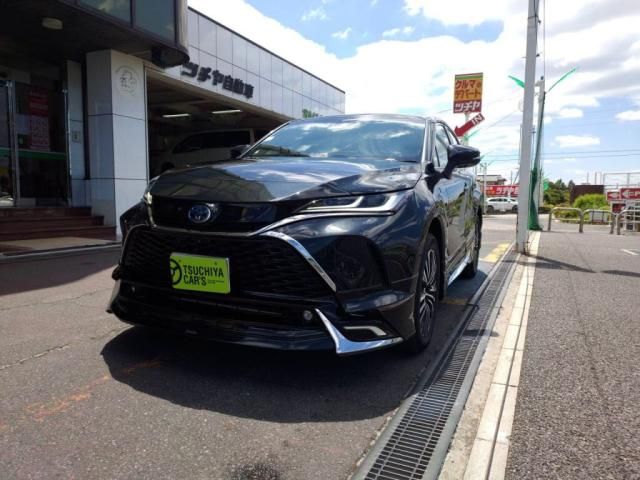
top-left (229, 144), bottom-right (250, 159)
top-left (443, 144), bottom-right (481, 179)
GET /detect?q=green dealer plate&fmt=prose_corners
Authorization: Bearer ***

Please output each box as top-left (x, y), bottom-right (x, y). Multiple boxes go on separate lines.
top-left (169, 253), bottom-right (230, 294)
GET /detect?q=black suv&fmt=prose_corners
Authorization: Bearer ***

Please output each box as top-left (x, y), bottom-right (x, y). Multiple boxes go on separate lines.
top-left (109, 114), bottom-right (482, 355)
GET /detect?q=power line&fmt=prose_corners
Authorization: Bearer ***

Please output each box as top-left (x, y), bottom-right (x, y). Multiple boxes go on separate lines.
top-left (484, 153), bottom-right (640, 163)
top-left (486, 148), bottom-right (640, 157)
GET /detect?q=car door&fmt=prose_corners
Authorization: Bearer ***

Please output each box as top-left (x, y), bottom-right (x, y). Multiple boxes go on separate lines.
top-left (432, 122), bottom-right (469, 268)
top-left (445, 125), bottom-right (475, 240)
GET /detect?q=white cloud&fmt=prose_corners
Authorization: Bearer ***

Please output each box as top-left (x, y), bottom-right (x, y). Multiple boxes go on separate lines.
top-left (188, 0), bottom-right (640, 160)
top-left (554, 135), bottom-right (601, 148)
top-left (383, 26), bottom-right (415, 37)
top-left (404, 0), bottom-right (517, 26)
top-left (331, 27), bottom-right (352, 40)
top-left (301, 6), bottom-right (327, 21)
top-left (370, 0), bottom-right (378, 5)
top-left (616, 110), bottom-right (640, 121)
top-left (557, 108), bottom-right (584, 118)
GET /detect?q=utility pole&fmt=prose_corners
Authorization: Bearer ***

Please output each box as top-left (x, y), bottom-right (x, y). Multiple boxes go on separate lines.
top-left (516, 0), bottom-right (539, 253)
top-left (483, 163), bottom-right (488, 214)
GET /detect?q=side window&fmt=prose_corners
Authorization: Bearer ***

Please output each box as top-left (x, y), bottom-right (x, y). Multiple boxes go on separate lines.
top-left (446, 127), bottom-right (460, 145)
top-left (226, 130), bottom-right (252, 146)
top-left (433, 124), bottom-right (451, 168)
top-left (173, 134), bottom-right (204, 154)
top-left (201, 131), bottom-right (252, 149)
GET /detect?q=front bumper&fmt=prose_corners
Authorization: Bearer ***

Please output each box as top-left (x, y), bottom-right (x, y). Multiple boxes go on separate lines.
top-left (108, 279), bottom-right (405, 354)
top-left (109, 213), bottom-right (419, 354)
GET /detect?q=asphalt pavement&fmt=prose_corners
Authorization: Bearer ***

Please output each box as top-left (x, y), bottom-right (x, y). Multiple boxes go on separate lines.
top-left (0, 215), bottom-right (515, 480)
top-left (506, 229), bottom-right (640, 479)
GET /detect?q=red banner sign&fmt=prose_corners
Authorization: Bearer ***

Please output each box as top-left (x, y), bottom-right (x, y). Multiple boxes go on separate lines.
top-left (606, 191), bottom-right (621, 201)
top-left (620, 187), bottom-right (640, 200)
top-left (454, 113), bottom-right (485, 137)
top-left (485, 185), bottom-right (519, 196)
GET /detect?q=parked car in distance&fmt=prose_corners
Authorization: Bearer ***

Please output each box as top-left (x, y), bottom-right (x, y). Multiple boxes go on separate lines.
top-left (485, 196), bottom-right (518, 213)
top-left (150, 128), bottom-right (269, 176)
top-left (110, 114), bottom-right (483, 355)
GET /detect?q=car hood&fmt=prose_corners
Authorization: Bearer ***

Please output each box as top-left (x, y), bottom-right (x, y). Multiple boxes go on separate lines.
top-left (150, 157), bottom-right (422, 202)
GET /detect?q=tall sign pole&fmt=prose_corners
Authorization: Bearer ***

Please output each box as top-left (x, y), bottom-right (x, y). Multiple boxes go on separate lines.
top-left (516, 0), bottom-right (539, 253)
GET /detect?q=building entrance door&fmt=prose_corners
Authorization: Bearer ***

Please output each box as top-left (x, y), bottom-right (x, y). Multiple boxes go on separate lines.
top-left (0, 80), bottom-right (69, 208)
top-left (0, 80), bottom-right (16, 207)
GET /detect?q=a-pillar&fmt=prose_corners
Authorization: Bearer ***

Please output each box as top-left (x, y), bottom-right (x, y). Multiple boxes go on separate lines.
top-left (86, 50), bottom-right (148, 236)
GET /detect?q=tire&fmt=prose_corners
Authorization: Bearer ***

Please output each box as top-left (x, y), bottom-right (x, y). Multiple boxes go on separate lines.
top-left (487, 205), bottom-right (494, 214)
top-left (462, 216), bottom-right (481, 279)
top-left (406, 233), bottom-right (440, 353)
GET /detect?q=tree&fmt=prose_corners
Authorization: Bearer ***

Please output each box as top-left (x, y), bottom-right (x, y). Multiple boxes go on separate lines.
top-left (543, 178), bottom-right (570, 205)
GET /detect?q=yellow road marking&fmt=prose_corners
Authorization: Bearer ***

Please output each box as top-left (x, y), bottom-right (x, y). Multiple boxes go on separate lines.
top-left (481, 243), bottom-right (510, 263)
top-left (442, 298), bottom-right (468, 305)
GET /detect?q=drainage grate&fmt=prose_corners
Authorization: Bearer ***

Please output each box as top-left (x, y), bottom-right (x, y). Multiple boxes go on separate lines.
top-left (354, 248), bottom-right (518, 480)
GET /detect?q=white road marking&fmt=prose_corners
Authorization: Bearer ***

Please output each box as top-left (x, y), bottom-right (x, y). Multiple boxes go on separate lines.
top-left (622, 249), bottom-right (639, 256)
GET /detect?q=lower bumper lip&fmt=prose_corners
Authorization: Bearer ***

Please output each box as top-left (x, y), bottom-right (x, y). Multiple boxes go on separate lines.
top-left (315, 309), bottom-right (403, 355)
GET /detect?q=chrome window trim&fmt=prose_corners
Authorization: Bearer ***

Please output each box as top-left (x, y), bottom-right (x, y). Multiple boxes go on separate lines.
top-left (315, 310), bottom-right (403, 355)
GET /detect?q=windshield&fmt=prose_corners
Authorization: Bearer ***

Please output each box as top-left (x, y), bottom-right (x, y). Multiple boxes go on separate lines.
top-left (247, 116), bottom-right (425, 162)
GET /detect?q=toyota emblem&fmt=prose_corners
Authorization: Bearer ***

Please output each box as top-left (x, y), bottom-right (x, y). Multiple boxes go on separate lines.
top-left (188, 204), bottom-right (218, 224)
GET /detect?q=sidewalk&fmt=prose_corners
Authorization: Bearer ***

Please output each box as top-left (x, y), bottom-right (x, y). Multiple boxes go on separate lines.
top-left (506, 231), bottom-right (640, 479)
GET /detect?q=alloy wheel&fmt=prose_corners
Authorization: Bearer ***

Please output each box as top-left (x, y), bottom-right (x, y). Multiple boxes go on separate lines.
top-left (418, 247), bottom-right (438, 341)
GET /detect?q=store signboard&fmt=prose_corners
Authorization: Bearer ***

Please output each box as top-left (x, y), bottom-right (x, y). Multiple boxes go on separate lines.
top-left (181, 61), bottom-right (254, 99)
top-left (485, 185), bottom-right (519, 196)
top-left (606, 190), bottom-right (621, 201)
top-left (620, 187), bottom-right (640, 200)
top-left (453, 73), bottom-right (483, 114)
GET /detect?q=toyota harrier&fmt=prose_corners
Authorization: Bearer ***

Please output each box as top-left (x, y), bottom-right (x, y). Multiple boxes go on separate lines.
top-left (108, 114), bottom-right (482, 355)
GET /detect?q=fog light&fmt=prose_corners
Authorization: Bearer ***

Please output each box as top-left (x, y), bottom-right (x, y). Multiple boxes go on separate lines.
top-left (302, 310), bottom-right (314, 322)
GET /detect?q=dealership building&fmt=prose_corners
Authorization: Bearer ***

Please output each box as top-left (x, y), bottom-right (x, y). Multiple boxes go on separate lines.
top-left (0, 0), bottom-right (345, 240)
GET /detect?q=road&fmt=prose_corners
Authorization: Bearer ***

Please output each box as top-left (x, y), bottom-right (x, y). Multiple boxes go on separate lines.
top-left (0, 215), bottom-right (515, 480)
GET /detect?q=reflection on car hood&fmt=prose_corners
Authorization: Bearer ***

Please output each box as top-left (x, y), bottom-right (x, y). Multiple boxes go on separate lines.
top-left (150, 157), bottom-right (422, 202)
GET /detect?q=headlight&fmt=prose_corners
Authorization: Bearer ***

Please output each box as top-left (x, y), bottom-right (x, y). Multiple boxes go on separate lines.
top-left (299, 190), bottom-right (410, 215)
top-left (120, 202), bottom-right (149, 240)
top-left (142, 176), bottom-right (158, 205)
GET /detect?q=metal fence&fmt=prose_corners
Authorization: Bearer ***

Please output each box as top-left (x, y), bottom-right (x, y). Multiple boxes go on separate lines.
top-left (548, 207), bottom-right (624, 234)
top-left (616, 208), bottom-right (640, 235)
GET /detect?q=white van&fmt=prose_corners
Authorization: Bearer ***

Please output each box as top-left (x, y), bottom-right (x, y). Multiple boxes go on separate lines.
top-left (151, 129), bottom-right (265, 176)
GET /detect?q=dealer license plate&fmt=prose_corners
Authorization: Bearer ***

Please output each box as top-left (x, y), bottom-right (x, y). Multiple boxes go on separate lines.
top-left (169, 253), bottom-right (230, 294)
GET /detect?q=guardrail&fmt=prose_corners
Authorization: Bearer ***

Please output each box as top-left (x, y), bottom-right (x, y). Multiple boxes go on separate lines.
top-left (548, 207), bottom-right (617, 233)
top-left (547, 207), bottom-right (583, 232)
top-left (616, 208), bottom-right (640, 235)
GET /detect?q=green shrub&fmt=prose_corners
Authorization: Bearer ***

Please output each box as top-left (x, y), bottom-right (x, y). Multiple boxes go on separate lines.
top-left (573, 193), bottom-right (609, 211)
top-left (553, 202), bottom-right (579, 219)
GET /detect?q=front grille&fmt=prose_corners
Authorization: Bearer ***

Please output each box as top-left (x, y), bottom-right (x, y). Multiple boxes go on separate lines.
top-left (121, 227), bottom-right (332, 298)
top-left (151, 196), bottom-right (304, 233)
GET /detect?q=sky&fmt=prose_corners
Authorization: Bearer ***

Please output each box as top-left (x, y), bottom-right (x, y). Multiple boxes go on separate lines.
top-left (188, 0), bottom-right (640, 185)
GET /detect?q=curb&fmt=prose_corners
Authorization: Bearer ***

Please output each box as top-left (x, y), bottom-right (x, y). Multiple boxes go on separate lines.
top-left (0, 243), bottom-right (121, 264)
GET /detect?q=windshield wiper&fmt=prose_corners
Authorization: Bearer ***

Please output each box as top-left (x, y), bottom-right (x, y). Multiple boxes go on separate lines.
top-left (253, 144), bottom-right (310, 157)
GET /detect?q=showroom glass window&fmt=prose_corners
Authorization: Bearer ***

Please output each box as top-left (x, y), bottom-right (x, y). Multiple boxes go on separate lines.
top-left (79, 0), bottom-right (131, 22)
top-left (135, 0), bottom-right (176, 41)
